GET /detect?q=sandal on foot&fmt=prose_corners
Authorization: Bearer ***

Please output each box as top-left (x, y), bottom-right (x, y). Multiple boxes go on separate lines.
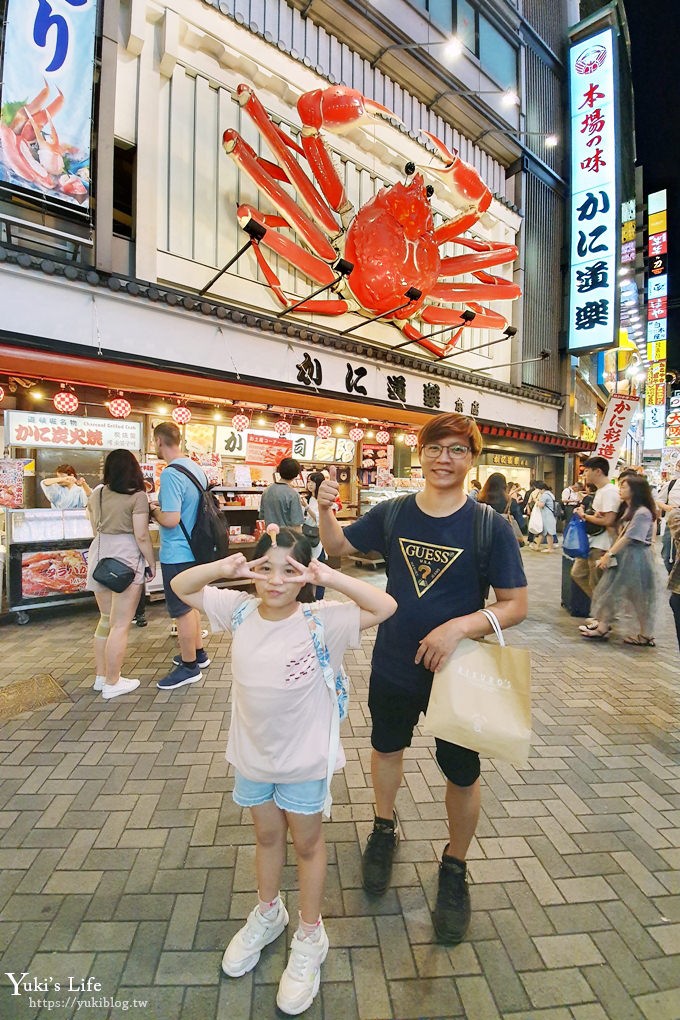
top-left (581, 628), bottom-right (609, 640)
top-left (578, 622), bottom-right (611, 634)
top-left (623, 634), bottom-right (655, 647)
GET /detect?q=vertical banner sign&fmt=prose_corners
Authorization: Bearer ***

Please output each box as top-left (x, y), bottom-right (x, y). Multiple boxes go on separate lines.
top-left (567, 27), bottom-right (619, 353)
top-left (644, 189), bottom-right (668, 451)
top-left (0, 0), bottom-right (97, 209)
top-left (594, 393), bottom-right (640, 472)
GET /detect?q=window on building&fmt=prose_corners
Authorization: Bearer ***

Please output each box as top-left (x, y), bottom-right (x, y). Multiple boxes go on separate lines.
top-left (428, 0), bottom-right (453, 35)
top-left (113, 142), bottom-right (135, 239)
top-left (456, 0), bottom-right (477, 54)
top-left (479, 16), bottom-right (517, 90)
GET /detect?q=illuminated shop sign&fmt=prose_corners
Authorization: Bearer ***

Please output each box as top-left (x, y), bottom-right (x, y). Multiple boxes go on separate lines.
top-left (644, 189), bottom-right (669, 453)
top-left (567, 27), bottom-right (619, 353)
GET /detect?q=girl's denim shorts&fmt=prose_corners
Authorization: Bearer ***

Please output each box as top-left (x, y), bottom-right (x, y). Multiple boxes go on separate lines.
top-left (233, 771), bottom-right (327, 815)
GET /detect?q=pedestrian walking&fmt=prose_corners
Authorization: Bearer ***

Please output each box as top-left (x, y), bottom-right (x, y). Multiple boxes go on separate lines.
top-left (656, 462), bottom-right (680, 572)
top-left (561, 480), bottom-right (584, 529)
top-left (581, 475), bottom-right (659, 646)
top-left (571, 456), bottom-right (620, 604)
top-left (467, 478), bottom-right (481, 500)
top-left (317, 412), bottom-right (527, 945)
top-left (478, 472), bottom-right (525, 543)
top-left (260, 457), bottom-right (305, 531)
top-left (150, 422), bottom-right (211, 690)
top-left (170, 528), bottom-right (396, 1015)
top-left (666, 508), bottom-right (680, 651)
top-left (86, 450), bottom-right (155, 699)
top-left (535, 482), bottom-right (557, 553)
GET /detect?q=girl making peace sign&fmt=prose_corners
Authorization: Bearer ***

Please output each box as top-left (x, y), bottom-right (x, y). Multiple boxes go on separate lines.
top-left (171, 526), bottom-right (396, 1015)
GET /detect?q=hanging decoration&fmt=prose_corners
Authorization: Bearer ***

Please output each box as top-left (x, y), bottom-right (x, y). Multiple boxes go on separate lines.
top-left (232, 412), bottom-right (250, 432)
top-left (53, 384), bottom-right (79, 414)
top-left (108, 393), bottom-right (132, 419)
top-left (316, 422), bottom-right (332, 440)
top-left (348, 424), bottom-right (365, 442)
top-left (172, 402), bottom-right (192, 425)
top-left (404, 432), bottom-right (418, 448)
top-left (0, 385), bottom-right (4, 403)
top-left (375, 428), bottom-right (391, 444)
top-left (273, 418), bottom-right (291, 436)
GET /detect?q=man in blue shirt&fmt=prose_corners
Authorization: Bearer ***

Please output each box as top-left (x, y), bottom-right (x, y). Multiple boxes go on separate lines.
top-left (318, 413), bottom-right (527, 945)
top-left (150, 422), bottom-right (211, 690)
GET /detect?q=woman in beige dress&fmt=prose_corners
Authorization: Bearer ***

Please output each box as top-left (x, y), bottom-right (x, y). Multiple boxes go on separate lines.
top-left (86, 450), bottom-right (155, 699)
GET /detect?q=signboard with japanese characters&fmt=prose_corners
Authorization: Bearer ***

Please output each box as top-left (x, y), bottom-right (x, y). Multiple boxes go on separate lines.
top-left (567, 27), bottom-right (619, 353)
top-left (5, 411), bottom-right (142, 451)
top-left (0, 0), bottom-right (97, 210)
top-left (593, 394), bottom-right (639, 470)
top-left (644, 190), bottom-right (669, 453)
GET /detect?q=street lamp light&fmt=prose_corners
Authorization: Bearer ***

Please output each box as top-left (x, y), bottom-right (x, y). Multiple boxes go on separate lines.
top-left (371, 36), bottom-right (463, 69)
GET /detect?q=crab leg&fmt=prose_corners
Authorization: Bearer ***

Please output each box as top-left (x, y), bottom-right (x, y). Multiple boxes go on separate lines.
top-left (439, 237), bottom-right (518, 274)
top-left (237, 206), bottom-right (347, 315)
top-left (0, 123), bottom-right (55, 188)
top-left (16, 88), bottom-right (65, 143)
top-left (421, 302), bottom-right (507, 330)
top-left (224, 132), bottom-right (337, 262)
top-left (419, 131), bottom-right (492, 239)
top-left (236, 84), bottom-right (340, 238)
top-left (397, 322), bottom-right (451, 359)
top-left (431, 272), bottom-right (521, 302)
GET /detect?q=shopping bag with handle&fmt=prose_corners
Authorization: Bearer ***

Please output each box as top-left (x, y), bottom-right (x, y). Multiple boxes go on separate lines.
top-left (423, 609), bottom-right (532, 767)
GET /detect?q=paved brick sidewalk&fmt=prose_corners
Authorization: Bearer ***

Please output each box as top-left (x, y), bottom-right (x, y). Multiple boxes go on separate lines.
top-left (0, 551), bottom-right (679, 1020)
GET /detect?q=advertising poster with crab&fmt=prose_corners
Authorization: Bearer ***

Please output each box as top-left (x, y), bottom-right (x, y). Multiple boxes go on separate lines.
top-left (0, 0), bottom-right (97, 209)
top-left (20, 547), bottom-right (89, 600)
top-left (0, 459), bottom-right (25, 508)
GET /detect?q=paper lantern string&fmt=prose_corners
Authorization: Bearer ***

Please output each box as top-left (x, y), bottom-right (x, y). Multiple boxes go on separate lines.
top-left (266, 523), bottom-right (280, 547)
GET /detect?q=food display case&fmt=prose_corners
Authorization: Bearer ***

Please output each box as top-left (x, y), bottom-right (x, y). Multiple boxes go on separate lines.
top-left (5, 508), bottom-right (95, 623)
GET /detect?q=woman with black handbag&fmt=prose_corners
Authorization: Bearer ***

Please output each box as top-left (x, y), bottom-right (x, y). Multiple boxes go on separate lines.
top-left (86, 450), bottom-right (155, 699)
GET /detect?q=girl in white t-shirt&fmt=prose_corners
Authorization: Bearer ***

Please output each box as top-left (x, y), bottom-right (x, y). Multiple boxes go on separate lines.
top-left (170, 526), bottom-right (396, 1016)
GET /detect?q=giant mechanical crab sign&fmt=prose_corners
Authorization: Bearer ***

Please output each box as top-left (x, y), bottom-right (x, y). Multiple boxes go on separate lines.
top-left (223, 84), bottom-right (520, 359)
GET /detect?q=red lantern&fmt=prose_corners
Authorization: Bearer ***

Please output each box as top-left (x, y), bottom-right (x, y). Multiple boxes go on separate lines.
top-left (404, 433), bottom-right (418, 447)
top-left (273, 418), bottom-right (290, 436)
top-left (348, 425), bottom-right (365, 442)
top-left (109, 394), bottom-right (132, 419)
top-left (53, 385), bottom-right (79, 414)
top-left (0, 385), bottom-right (4, 403)
top-left (172, 404), bottom-right (191, 425)
top-left (232, 413), bottom-right (249, 432)
top-left (316, 423), bottom-right (332, 439)
top-left (375, 429), bottom-right (390, 444)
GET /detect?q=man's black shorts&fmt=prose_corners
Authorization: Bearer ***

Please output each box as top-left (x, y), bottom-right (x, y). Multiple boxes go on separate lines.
top-left (161, 561), bottom-right (196, 618)
top-left (368, 671), bottom-right (480, 788)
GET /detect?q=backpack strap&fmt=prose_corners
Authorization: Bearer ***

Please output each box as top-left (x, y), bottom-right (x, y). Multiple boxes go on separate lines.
top-left (473, 500), bottom-right (495, 608)
top-left (166, 463), bottom-right (208, 550)
top-left (302, 605), bottom-right (340, 819)
top-left (382, 493), bottom-right (416, 573)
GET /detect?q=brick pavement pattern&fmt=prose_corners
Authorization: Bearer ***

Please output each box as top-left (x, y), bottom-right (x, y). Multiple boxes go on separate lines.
top-left (0, 551), bottom-right (679, 1020)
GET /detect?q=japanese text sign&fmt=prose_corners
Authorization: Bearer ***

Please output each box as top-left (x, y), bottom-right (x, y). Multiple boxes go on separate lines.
top-left (0, 0), bottom-right (97, 210)
top-left (245, 434), bottom-right (293, 466)
top-left (593, 394), bottom-right (639, 469)
top-left (568, 27), bottom-right (618, 353)
top-left (5, 411), bottom-right (141, 451)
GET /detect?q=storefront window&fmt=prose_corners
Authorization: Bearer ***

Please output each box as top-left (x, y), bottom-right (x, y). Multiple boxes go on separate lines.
top-left (479, 17), bottom-right (517, 90)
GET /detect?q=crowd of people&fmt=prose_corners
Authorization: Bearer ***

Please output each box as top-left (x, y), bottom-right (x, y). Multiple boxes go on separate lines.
top-left (76, 415), bottom-right (680, 1014)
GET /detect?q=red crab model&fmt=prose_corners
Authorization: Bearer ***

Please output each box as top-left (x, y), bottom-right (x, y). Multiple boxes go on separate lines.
top-left (222, 84), bottom-right (520, 358)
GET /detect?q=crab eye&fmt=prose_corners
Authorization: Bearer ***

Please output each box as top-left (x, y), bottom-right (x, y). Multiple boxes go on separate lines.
top-left (426, 184), bottom-right (435, 198)
top-left (404, 161), bottom-right (416, 177)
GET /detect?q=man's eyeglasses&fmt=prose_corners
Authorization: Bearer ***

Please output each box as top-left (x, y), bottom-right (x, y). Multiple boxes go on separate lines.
top-left (422, 444), bottom-right (471, 459)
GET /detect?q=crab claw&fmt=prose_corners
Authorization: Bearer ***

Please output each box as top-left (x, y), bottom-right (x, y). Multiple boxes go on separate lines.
top-left (418, 130), bottom-right (492, 235)
top-left (297, 86), bottom-right (400, 136)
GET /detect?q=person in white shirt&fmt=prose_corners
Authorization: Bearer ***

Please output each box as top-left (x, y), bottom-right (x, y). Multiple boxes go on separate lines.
top-left (561, 480), bottom-right (584, 529)
top-left (171, 527), bottom-right (395, 1016)
top-left (571, 456), bottom-right (621, 604)
top-left (657, 463), bottom-right (680, 572)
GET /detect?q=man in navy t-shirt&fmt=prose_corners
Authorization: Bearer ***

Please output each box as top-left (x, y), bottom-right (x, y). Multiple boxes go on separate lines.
top-left (318, 413), bottom-right (527, 945)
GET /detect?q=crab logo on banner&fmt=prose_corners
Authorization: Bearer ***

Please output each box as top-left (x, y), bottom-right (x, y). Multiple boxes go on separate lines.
top-left (567, 27), bottom-right (618, 354)
top-left (222, 83), bottom-right (521, 359)
top-left (0, 0), bottom-right (97, 209)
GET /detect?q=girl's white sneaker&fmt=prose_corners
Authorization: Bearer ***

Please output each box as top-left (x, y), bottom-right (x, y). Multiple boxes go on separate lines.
top-left (221, 901), bottom-right (288, 978)
top-left (101, 677), bottom-right (140, 699)
top-left (276, 925), bottom-right (329, 1015)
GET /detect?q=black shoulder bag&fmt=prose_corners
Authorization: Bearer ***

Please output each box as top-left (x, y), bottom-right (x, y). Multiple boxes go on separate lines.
top-left (92, 488), bottom-right (137, 592)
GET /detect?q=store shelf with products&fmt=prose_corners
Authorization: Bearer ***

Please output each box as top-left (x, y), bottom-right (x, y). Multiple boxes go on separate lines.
top-left (358, 482), bottom-right (424, 517)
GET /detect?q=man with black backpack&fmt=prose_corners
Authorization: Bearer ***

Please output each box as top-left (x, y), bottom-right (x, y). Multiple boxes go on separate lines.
top-left (318, 413), bottom-right (527, 946)
top-left (151, 421), bottom-right (218, 690)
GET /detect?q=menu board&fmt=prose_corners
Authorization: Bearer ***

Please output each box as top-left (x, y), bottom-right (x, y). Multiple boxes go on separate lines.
top-left (0, 459), bottom-right (25, 508)
top-left (245, 435), bottom-right (293, 466)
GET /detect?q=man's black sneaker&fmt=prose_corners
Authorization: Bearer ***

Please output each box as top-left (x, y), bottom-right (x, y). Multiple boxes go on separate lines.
top-left (172, 650), bottom-right (211, 668)
top-left (432, 855), bottom-right (471, 945)
top-left (361, 813), bottom-right (399, 895)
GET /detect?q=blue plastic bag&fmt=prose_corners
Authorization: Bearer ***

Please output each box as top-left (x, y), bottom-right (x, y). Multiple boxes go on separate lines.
top-left (562, 515), bottom-right (589, 558)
